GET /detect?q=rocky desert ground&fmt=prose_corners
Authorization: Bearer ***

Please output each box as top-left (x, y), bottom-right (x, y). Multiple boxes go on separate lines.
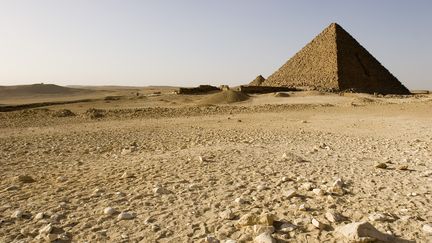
top-left (1, 88), bottom-right (432, 242)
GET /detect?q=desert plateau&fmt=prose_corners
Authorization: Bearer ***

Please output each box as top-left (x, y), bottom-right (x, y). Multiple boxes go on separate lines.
top-left (1, 84), bottom-right (432, 242)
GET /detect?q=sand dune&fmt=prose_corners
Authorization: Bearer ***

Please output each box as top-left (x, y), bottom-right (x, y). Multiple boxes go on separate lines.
top-left (0, 84), bottom-right (92, 98)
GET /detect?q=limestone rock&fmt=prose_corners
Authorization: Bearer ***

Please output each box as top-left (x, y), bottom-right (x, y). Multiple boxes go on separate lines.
top-left (121, 172), bottom-right (135, 178)
top-left (234, 197), bottom-right (246, 204)
top-left (117, 212), bottom-right (135, 220)
top-left (301, 182), bottom-right (315, 191)
top-left (15, 175), bottom-right (35, 183)
top-left (312, 188), bottom-right (325, 196)
top-left (253, 232), bottom-right (276, 243)
top-left (312, 218), bottom-right (325, 230)
top-left (325, 211), bottom-right (346, 223)
top-left (336, 221), bottom-right (399, 242)
top-left (34, 212), bottom-right (45, 220)
top-left (422, 223), bottom-right (432, 235)
top-left (219, 209), bottom-right (235, 220)
top-left (258, 213), bottom-right (274, 226)
top-left (253, 225), bottom-right (275, 235)
top-left (153, 186), bottom-right (171, 195)
top-left (279, 223), bottom-right (297, 233)
top-left (104, 207), bottom-right (117, 215)
top-left (332, 178), bottom-right (344, 188)
top-left (204, 235), bottom-right (220, 243)
top-left (39, 224), bottom-right (53, 235)
top-left (298, 204), bottom-right (309, 211)
top-left (398, 165), bottom-right (408, 170)
top-left (368, 212), bottom-right (396, 222)
top-left (375, 162), bottom-right (387, 169)
top-left (284, 189), bottom-right (297, 199)
top-left (11, 210), bottom-right (24, 219)
top-left (237, 213), bottom-right (258, 227)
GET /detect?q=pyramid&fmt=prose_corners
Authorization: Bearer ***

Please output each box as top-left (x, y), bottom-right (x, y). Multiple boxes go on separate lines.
top-left (249, 75), bottom-right (265, 86)
top-left (261, 23), bottom-right (410, 94)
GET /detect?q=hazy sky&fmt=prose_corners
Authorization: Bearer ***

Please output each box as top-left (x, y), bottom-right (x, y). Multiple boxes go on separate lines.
top-left (0, 0), bottom-right (431, 89)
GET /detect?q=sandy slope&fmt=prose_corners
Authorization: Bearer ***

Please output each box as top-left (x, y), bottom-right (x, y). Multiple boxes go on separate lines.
top-left (0, 92), bottom-right (431, 242)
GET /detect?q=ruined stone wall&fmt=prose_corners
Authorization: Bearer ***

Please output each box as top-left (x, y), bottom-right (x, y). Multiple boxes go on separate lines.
top-left (336, 27), bottom-right (410, 94)
top-left (262, 24), bottom-right (339, 89)
top-left (177, 85), bottom-right (220, 94)
top-left (238, 86), bottom-right (296, 94)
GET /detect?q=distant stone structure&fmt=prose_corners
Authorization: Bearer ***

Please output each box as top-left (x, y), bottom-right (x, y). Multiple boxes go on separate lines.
top-left (177, 85), bottom-right (220, 94)
top-left (249, 75), bottom-right (265, 86)
top-left (238, 85), bottom-right (296, 94)
top-left (261, 23), bottom-right (410, 94)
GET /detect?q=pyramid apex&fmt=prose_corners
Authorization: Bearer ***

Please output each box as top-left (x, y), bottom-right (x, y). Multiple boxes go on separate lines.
top-left (328, 22), bottom-right (342, 30)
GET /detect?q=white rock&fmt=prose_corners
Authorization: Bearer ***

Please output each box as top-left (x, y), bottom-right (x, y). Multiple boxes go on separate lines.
top-left (254, 232), bottom-right (276, 243)
top-left (332, 178), bottom-right (344, 188)
top-left (224, 240), bottom-right (236, 243)
top-left (312, 188), bottom-right (324, 196)
top-left (219, 209), bottom-right (235, 220)
top-left (311, 218), bottom-right (325, 229)
top-left (103, 207), bottom-right (117, 215)
top-left (281, 176), bottom-right (290, 182)
top-left (121, 172), bottom-right (135, 178)
top-left (279, 223), bottom-right (297, 233)
top-left (153, 186), bottom-right (171, 194)
top-left (368, 213), bottom-right (394, 222)
top-left (34, 212), bottom-right (45, 220)
top-left (298, 204), bottom-right (309, 211)
top-left (422, 223), bottom-right (432, 234)
top-left (234, 197), bottom-right (246, 204)
top-left (56, 176), bottom-right (67, 182)
top-left (93, 188), bottom-right (103, 196)
top-left (198, 156), bottom-right (204, 162)
top-left (325, 211), bottom-right (345, 223)
top-left (284, 189), bottom-right (296, 199)
top-left (45, 233), bottom-right (58, 241)
top-left (256, 184), bottom-right (267, 191)
top-left (301, 182), bottom-right (315, 191)
top-left (39, 224), bottom-right (53, 235)
top-left (11, 210), bottom-right (23, 219)
top-left (117, 212), bottom-right (135, 220)
top-left (336, 221), bottom-right (397, 242)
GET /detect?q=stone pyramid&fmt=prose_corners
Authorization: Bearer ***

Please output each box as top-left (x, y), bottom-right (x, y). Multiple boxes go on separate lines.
top-left (249, 75), bottom-right (265, 86)
top-left (261, 23), bottom-right (410, 94)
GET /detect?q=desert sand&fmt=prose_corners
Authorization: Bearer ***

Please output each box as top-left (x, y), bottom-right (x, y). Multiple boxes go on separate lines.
top-left (1, 86), bottom-right (432, 242)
